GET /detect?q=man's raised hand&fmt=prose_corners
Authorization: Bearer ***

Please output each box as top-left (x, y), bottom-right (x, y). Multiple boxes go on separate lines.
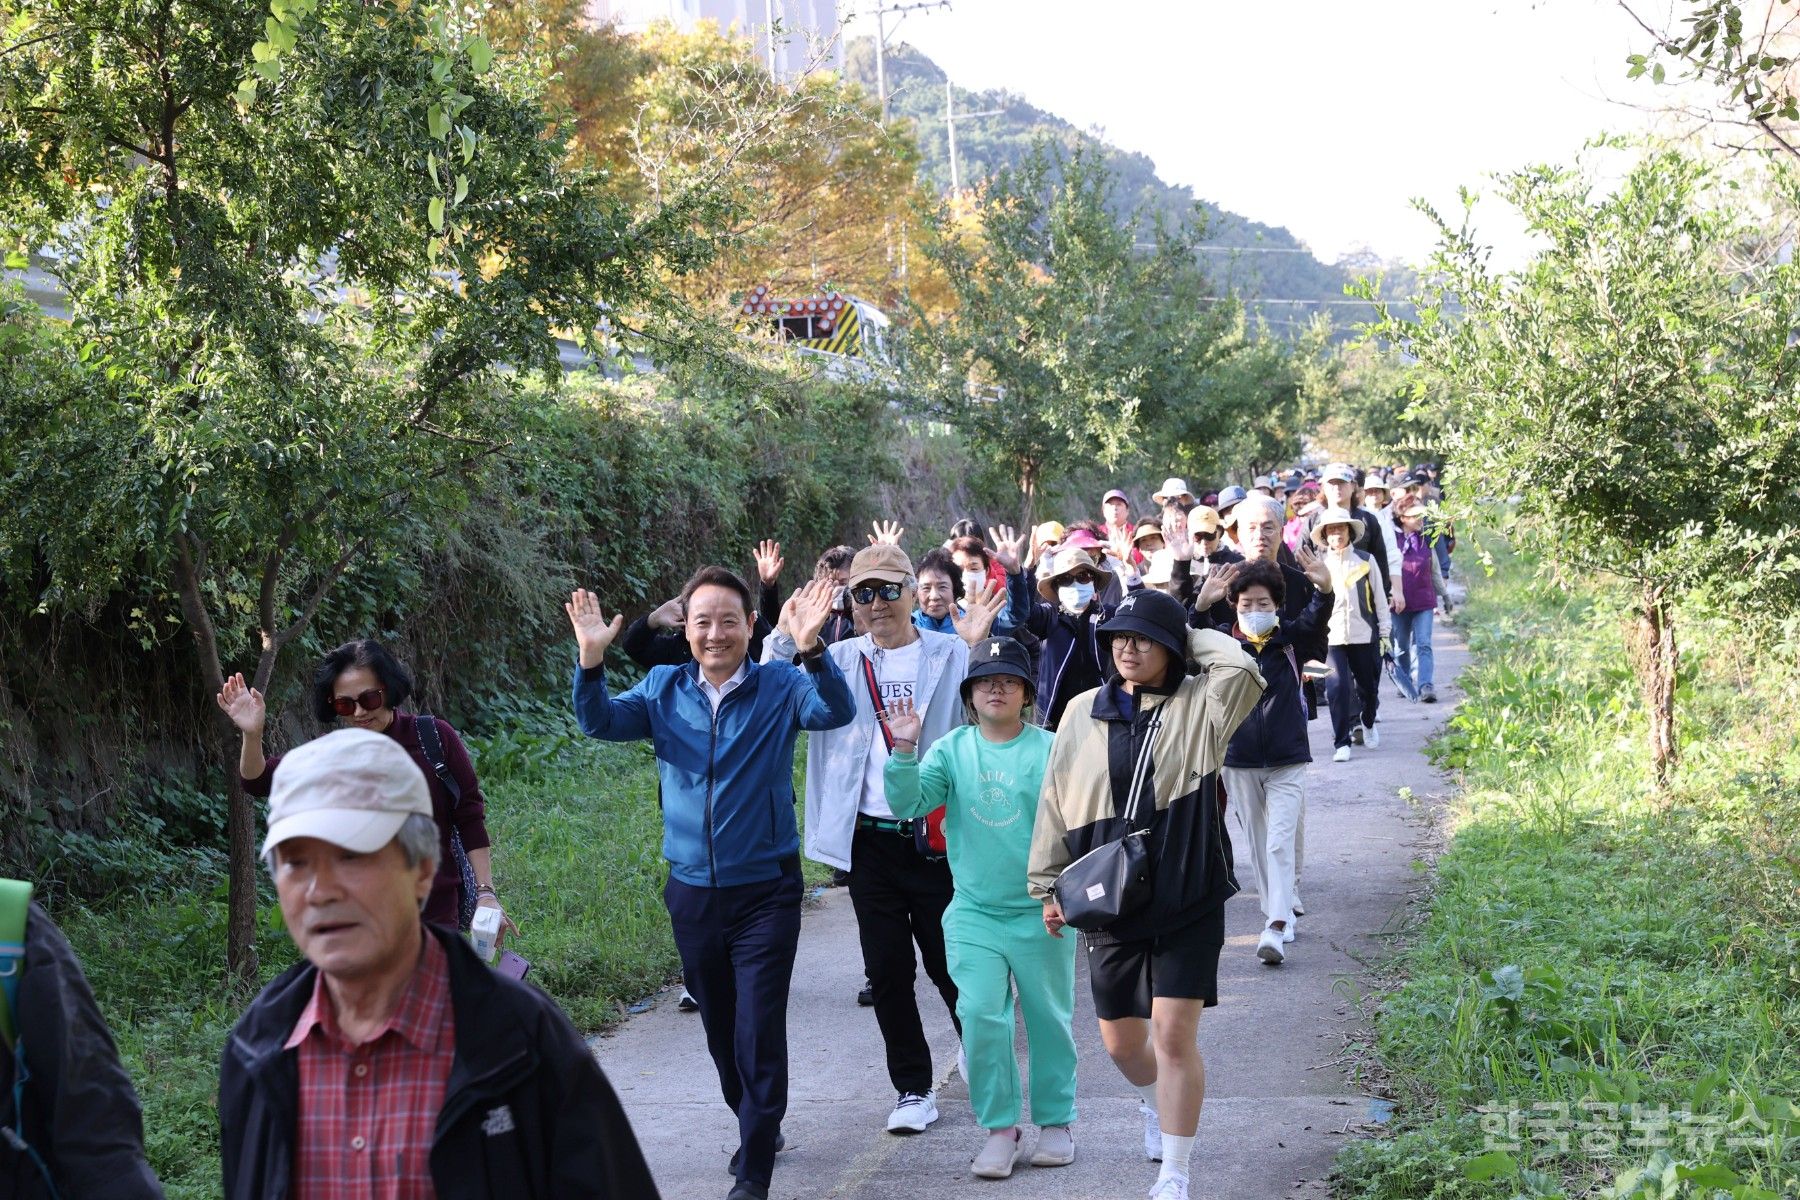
top-left (868, 520), bottom-right (905, 546)
top-left (215, 673), bottom-right (267, 736)
top-left (788, 578), bottom-right (837, 653)
top-left (952, 580), bottom-right (1009, 647)
top-left (753, 539), bottom-right (785, 587)
top-left (885, 696), bottom-right (923, 747)
top-left (565, 589), bottom-right (624, 669)
top-left (647, 596), bottom-right (686, 631)
top-left (988, 525), bottom-right (1025, 574)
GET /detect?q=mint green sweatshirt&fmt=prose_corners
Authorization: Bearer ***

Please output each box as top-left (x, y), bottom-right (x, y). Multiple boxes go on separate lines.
top-left (886, 723), bottom-right (1055, 914)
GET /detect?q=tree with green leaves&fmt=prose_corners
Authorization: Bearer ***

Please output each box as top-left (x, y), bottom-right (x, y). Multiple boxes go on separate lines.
top-left (1367, 143), bottom-right (1800, 787)
top-left (0, 0), bottom-right (772, 978)
top-left (909, 139), bottom-right (1232, 523)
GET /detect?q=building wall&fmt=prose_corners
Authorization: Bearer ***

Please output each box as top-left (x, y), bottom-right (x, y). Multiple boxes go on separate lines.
top-left (585, 0), bottom-right (843, 76)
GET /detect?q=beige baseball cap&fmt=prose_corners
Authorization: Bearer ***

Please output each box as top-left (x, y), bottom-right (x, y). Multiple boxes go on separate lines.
top-left (262, 728), bottom-right (432, 856)
top-left (849, 543), bottom-right (914, 586)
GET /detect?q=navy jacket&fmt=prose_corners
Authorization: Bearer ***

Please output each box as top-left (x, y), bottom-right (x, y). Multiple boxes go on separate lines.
top-left (220, 925), bottom-right (658, 1200)
top-left (572, 653), bottom-right (855, 887)
top-left (1008, 568), bottom-right (1127, 730)
top-left (1223, 590), bottom-right (1335, 769)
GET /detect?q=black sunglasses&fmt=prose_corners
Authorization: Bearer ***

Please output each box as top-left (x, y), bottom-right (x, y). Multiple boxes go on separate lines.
top-left (851, 582), bottom-right (906, 604)
top-left (330, 687), bottom-right (387, 717)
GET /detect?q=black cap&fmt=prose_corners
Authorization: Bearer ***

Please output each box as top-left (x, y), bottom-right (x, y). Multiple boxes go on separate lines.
top-left (961, 637), bottom-right (1033, 699)
top-left (1097, 590), bottom-right (1190, 660)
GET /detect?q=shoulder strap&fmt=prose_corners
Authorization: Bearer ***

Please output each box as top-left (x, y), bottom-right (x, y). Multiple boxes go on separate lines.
top-left (0, 878), bottom-right (32, 1050)
top-left (860, 656), bottom-right (895, 753)
top-left (1121, 706), bottom-right (1164, 828)
top-left (411, 713), bottom-right (463, 802)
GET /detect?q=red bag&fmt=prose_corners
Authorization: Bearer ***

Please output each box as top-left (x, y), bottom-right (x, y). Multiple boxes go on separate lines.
top-left (862, 655), bottom-right (947, 858)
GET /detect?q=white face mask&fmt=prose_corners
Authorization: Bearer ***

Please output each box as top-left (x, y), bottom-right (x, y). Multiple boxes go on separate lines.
top-left (1058, 580), bottom-right (1096, 613)
top-left (1239, 610), bottom-right (1280, 638)
top-left (961, 570), bottom-right (986, 597)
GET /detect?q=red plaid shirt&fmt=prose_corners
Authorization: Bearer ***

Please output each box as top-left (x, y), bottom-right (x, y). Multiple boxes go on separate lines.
top-left (286, 932), bottom-right (456, 1200)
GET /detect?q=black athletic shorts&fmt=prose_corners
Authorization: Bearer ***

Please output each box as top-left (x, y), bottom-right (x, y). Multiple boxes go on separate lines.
top-left (1083, 905), bottom-right (1227, 1020)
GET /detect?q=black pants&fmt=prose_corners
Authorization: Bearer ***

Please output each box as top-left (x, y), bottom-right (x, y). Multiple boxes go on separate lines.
top-left (848, 824), bottom-right (961, 1095)
top-left (1328, 642), bottom-right (1381, 747)
top-left (664, 862), bottom-right (803, 1189)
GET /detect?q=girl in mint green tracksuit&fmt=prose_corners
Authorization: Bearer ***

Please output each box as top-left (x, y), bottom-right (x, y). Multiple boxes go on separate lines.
top-left (885, 636), bottom-right (1078, 1180)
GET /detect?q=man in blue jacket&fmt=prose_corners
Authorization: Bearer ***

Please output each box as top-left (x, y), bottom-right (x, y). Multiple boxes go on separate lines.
top-left (568, 568), bottom-right (853, 1200)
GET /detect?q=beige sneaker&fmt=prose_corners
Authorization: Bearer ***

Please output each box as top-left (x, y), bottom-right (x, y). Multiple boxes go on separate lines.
top-left (1029, 1124), bottom-right (1075, 1167)
top-left (971, 1128), bottom-right (1024, 1179)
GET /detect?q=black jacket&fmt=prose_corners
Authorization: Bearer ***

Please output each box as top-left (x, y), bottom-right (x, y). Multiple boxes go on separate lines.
top-left (219, 925), bottom-right (659, 1200)
top-left (1223, 591), bottom-right (1334, 769)
top-left (0, 902), bottom-right (164, 1200)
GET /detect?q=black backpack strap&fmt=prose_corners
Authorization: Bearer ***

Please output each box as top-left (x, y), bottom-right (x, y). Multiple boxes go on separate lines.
top-left (411, 713), bottom-right (463, 802)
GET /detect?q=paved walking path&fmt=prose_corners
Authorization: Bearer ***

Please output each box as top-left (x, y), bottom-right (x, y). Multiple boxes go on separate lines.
top-left (594, 622), bottom-right (1469, 1200)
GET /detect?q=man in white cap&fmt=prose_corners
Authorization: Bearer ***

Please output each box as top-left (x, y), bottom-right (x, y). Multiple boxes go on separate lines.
top-left (220, 728), bottom-right (658, 1200)
top-left (1150, 477), bottom-right (1195, 507)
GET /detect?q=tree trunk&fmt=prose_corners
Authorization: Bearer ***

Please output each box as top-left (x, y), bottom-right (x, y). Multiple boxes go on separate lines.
top-left (1019, 458), bottom-right (1039, 532)
top-left (174, 539), bottom-right (259, 985)
top-left (1635, 583), bottom-right (1679, 790)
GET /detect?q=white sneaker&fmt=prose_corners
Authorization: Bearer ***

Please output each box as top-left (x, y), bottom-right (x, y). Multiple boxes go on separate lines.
top-left (1140, 1104), bottom-right (1162, 1161)
top-left (1257, 925), bottom-right (1286, 964)
top-left (1030, 1124), bottom-right (1076, 1167)
top-left (1364, 724), bottom-right (1380, 748)
top-left (1333, 745), bottom-right (1352, 763)
top-left (970, 1128), bottom-right (1023, 1178)
top-left (1281, 923), bottom-right (1295, 944)
top-left (1291, 896), bottom-right (1305, 917)
top-left (886, 1090), bottom-right (939, 1134)
top-left (1149, 1176), bottom-right (1190, 1200)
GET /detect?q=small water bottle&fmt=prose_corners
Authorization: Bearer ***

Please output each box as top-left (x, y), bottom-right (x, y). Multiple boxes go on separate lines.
top-left (469, 905), bottom-right (503, 964)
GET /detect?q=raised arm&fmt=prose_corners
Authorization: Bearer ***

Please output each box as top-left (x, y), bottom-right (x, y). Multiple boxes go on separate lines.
top-left (566, 590), bottom-right (654, 741)
top-left (881, 699), bottom-right (952, 819)
top-left (786, 579), bottom-right (856, 731)
top-left (1187, 626), bottom-right (1266, 759)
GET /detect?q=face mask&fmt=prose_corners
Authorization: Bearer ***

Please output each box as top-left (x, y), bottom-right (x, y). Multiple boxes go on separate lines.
top-left (1239, 610), bottom-right (1280, 638)
top-left (961, 570), bottom-right (986, 597)
top-left (1058, 580), bottom-right (1096, 612)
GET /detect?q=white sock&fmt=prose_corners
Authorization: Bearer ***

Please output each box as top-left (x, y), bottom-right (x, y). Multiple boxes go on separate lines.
top-left (1134, 1081), bottom-right (1159, 1110)
top-left (1158, 1133), bottom-right (1195, 1182)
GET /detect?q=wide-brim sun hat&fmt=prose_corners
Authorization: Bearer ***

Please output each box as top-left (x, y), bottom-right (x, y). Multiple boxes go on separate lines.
top-left (1310, 506), bottom-right (1367, 546)
top-left (1142, 548), bottom-right (1176, 587)
top-left (1151, 476), bottom-right (1193, 505)
top-left (1037, 546), bottom-right (1107, 601)
top-left (1097, 590), bottom-right (1189, 660)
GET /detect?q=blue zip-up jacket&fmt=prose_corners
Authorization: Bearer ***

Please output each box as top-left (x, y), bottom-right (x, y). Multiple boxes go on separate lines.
top-left (571, 653), bottom-right (855, 887)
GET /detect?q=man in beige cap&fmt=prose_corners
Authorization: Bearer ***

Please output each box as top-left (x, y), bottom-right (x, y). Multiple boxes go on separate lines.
top-left (762, 544), bottom-right (973, 1138)
top-left (220, 728), bottom-right (657, 1199)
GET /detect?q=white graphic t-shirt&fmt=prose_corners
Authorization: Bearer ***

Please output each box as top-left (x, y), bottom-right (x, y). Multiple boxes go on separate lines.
top-left (858, 638), bottom-right (922, 818)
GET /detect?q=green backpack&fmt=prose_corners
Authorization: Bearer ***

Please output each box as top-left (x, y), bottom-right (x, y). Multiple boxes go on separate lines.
top-left (0, 878), bottom-right (28, 1051)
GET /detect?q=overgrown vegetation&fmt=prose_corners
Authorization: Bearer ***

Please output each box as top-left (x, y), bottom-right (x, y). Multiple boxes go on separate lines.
top-left (1332, 539), bottom-right (1800, 1200)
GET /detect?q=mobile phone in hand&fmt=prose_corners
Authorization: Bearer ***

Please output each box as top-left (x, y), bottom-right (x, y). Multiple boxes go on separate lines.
top-left (496, 950), bottom-right (531, 981)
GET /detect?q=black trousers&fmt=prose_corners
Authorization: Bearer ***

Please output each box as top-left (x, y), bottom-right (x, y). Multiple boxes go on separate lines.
top-left (848, 824), bottom-right (961, 1095)
top-left (1328, 642), bottom-right (1381, 747)
top-left (664, 862), bottom-right (803, 1189)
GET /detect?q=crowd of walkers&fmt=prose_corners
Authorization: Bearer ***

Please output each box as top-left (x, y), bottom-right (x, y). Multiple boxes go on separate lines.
top-left (1, 461), bottom-right (1451, 1200)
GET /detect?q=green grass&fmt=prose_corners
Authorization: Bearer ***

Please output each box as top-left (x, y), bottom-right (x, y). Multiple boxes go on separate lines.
top-left (1331, 539), bottom-right (1800, 1200)
top-left (43, 701), bottom-right (832, 1199)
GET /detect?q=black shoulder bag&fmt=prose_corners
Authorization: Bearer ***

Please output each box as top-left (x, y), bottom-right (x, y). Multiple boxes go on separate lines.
top-left (1053, 704), bottom-right (1164, 932)
top-left (414, 713), bottom-right (479, 933)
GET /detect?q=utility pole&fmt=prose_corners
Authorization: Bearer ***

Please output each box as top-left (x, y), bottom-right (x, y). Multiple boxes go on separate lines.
top-left (944, 76), bottom-right (1001, 193)
top-left (867, 0), bottom-right (953, 123)
top-left (765, 0), bottom-right (778, 80)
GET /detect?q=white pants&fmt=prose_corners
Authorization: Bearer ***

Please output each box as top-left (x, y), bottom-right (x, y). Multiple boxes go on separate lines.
top-left (1223, 764), bottom-right (1308, 928)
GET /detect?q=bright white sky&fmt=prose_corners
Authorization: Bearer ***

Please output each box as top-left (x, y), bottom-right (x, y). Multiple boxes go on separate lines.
top-left (842, 0), bottom-right (1692, 269)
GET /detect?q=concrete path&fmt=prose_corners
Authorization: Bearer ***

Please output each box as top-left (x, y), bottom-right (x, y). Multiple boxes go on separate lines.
top-left (595, 622), bottom-right (1469, 1200)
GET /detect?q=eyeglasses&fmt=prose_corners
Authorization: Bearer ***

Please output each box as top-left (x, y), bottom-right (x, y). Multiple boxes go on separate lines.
top-left (1196, 532), bottom-right (1218, 543)
top-left (972, 676), bottom-right (1024, 692)
top-left (330, 687), bottom-right (387, 717)
top-left (1111, 634), bottom-right (1161, 654)
top-left (851, 582), bottom-right (906, 604)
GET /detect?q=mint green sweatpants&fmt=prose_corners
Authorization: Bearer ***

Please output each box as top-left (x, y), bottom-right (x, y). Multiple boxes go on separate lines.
top-left (943, 899), bottom-right (1079, 1130)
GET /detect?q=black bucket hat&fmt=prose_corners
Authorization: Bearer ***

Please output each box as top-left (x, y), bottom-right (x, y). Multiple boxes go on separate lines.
top-left (1097, 590), bottom-right (1189, 660)
top-left (961, 637), bottom-right (1033, 701)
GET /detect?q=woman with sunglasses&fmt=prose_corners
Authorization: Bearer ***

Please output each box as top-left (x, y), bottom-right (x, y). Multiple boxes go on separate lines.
top-left (216, 638), bottom-right (513, 940)
top-left (1028, 590), bottom-right (1264, 1200)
